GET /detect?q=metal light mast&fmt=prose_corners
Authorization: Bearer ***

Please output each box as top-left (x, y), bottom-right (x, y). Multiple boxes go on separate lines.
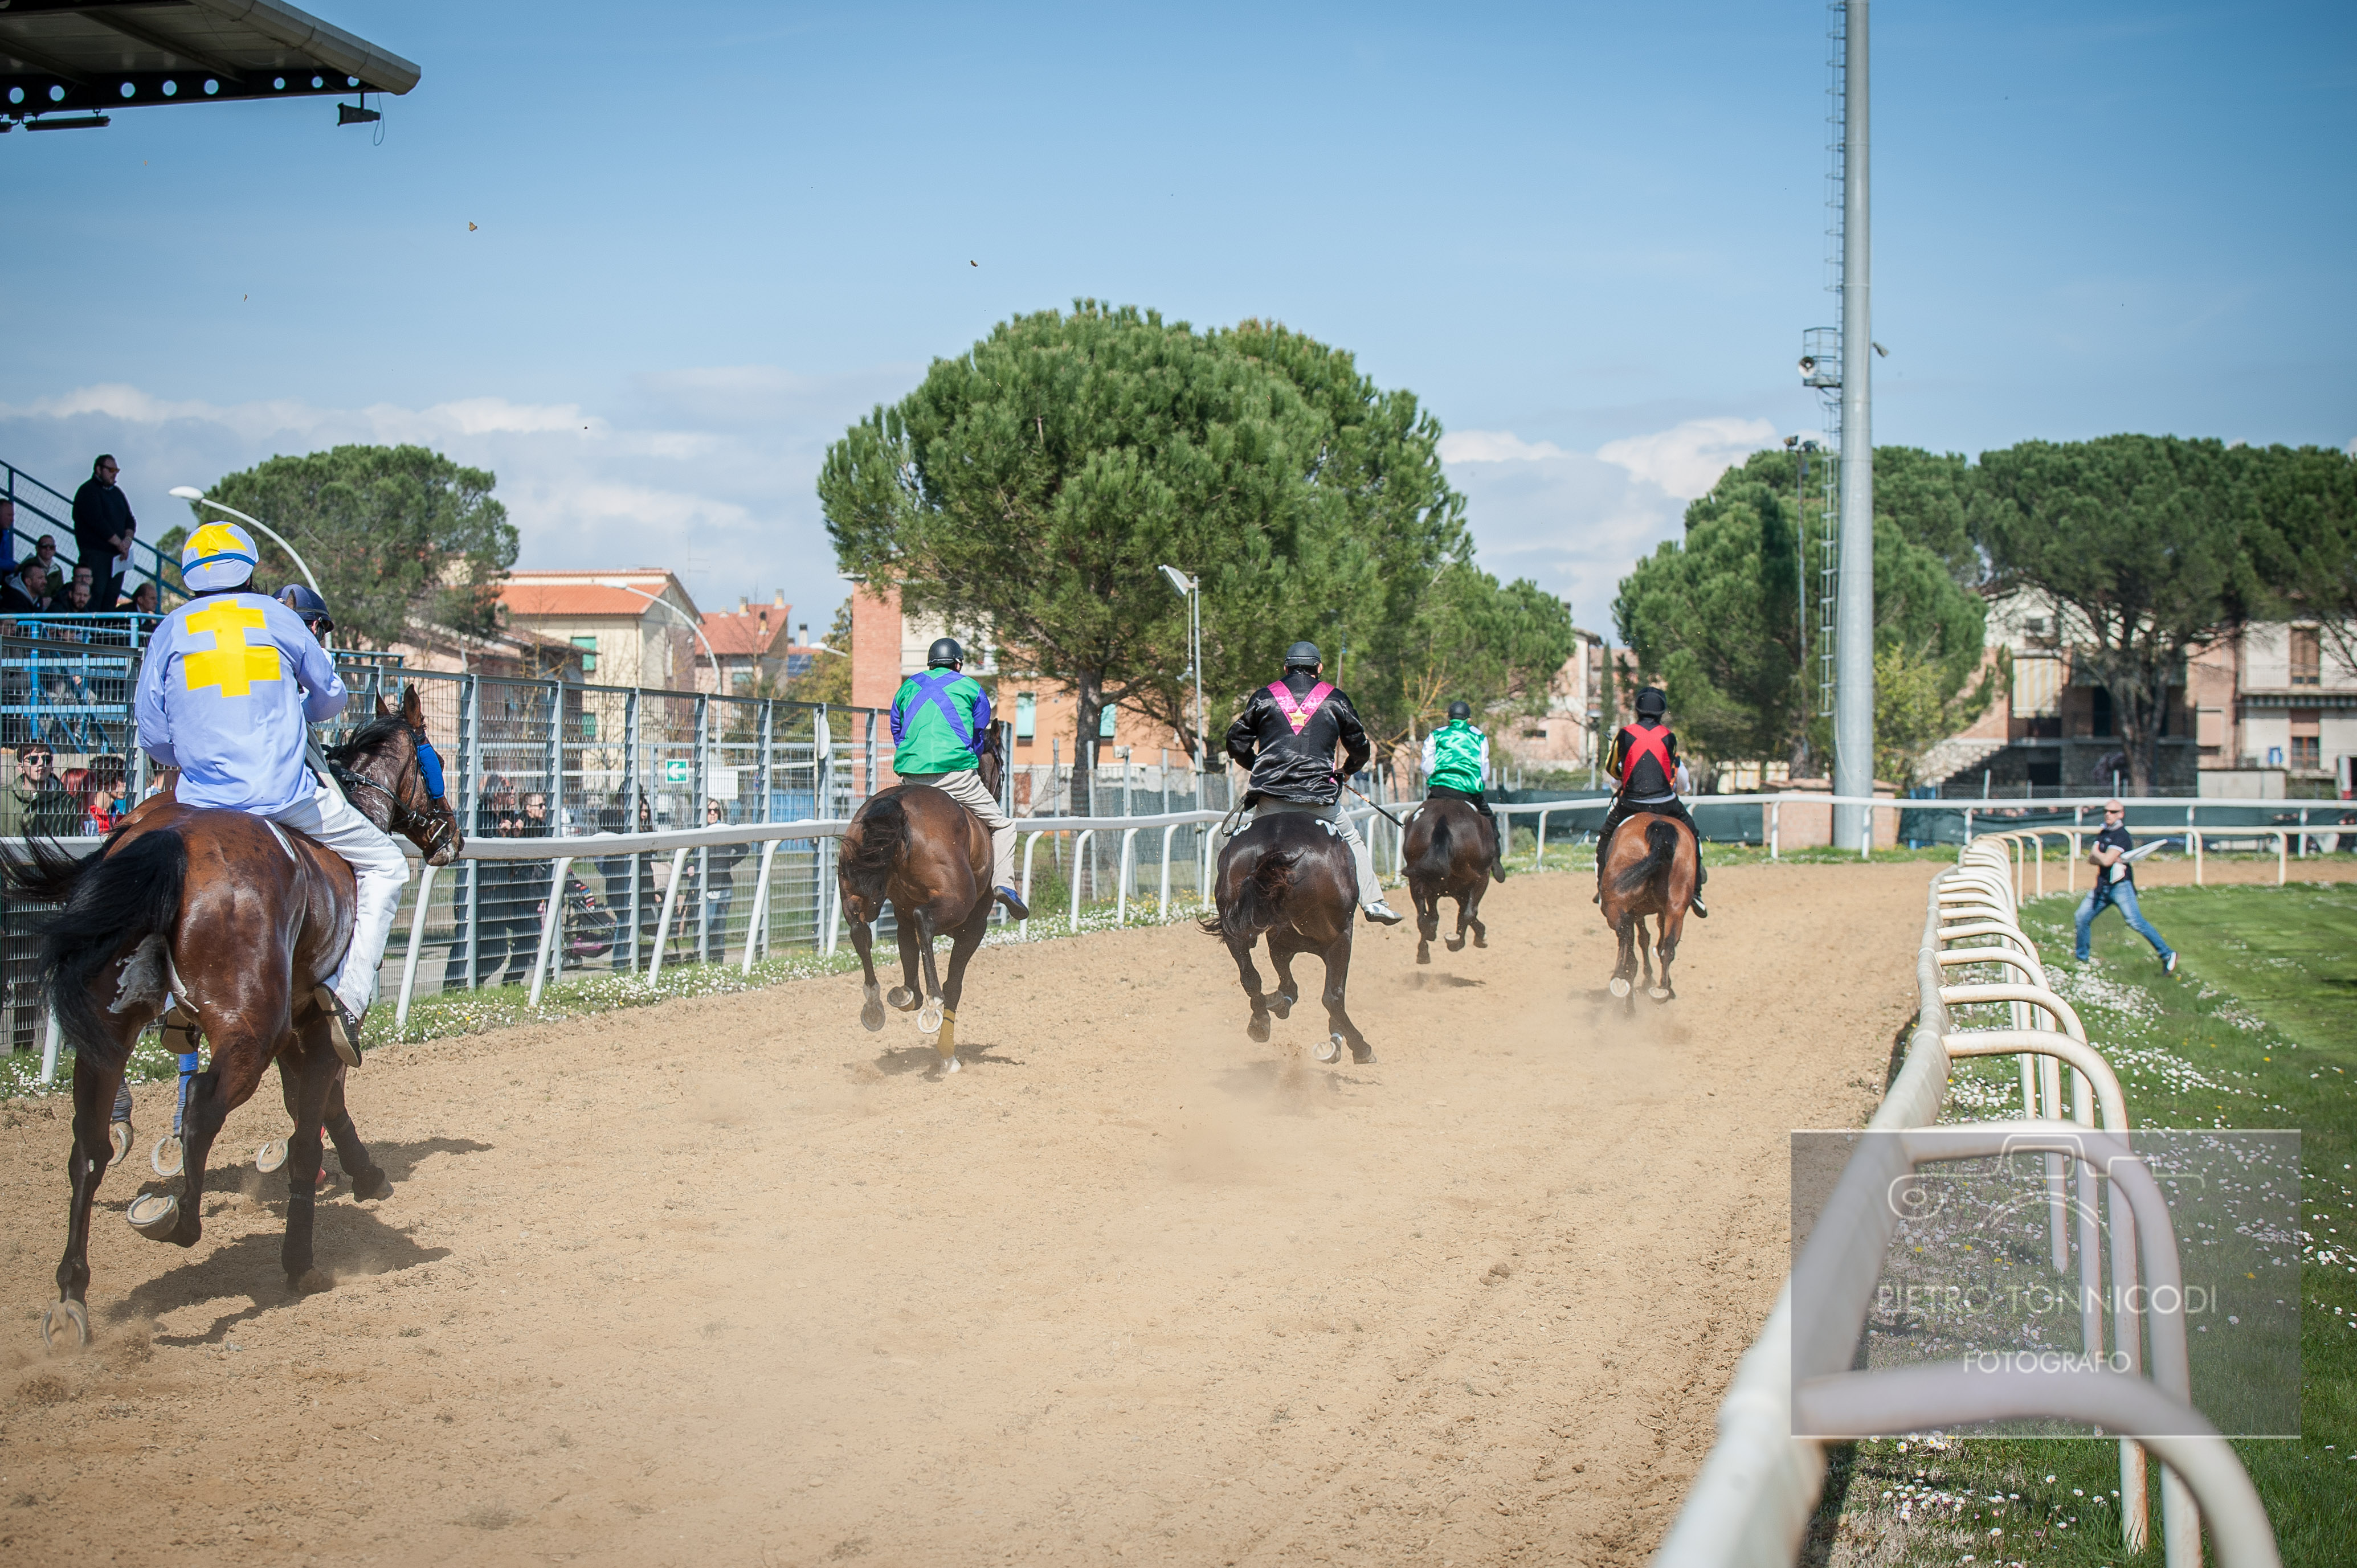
top-left (1831, 0), bottom-right (1875, 851)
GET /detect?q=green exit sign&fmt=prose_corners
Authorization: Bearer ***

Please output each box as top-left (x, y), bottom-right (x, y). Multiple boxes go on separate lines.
top-left (662, 758), bottom-right (691, 784)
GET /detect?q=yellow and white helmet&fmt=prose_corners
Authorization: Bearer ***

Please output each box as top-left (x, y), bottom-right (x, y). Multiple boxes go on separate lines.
top-left (181, 521), bottom-right (258, 591)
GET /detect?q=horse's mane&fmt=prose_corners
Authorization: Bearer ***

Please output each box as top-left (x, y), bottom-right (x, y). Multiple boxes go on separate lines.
top-left (326, 715), bottom-right (408, 764)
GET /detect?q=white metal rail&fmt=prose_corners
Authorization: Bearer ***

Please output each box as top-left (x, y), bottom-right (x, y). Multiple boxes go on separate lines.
top-left (1652, 833), bottom-right (2280, 1568)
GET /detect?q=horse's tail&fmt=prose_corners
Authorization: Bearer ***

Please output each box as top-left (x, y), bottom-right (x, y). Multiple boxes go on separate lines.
top-left (11, 830), bottom-right (186, 1072)
top-left (1407, 810), bottom-right (1453, 881)
top-left (1201, 848), bottom-right (1302, 944)
top-left (1613, 818), bottom-right (1679, 898)
top-left (841, 792), bottom-right (908, 899)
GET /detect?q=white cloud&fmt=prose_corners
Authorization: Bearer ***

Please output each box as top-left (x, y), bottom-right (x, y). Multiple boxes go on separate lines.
top-left (1595, 415), bottom-right (1777, 499)
top-left (1436, 429), bottom-right (1574, 464)
top-left (1443, 415), bottom-right (1780, 636)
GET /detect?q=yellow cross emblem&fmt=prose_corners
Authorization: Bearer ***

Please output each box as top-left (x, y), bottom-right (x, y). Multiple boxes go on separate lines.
top-left (182, 603), bottom-right (283, 697)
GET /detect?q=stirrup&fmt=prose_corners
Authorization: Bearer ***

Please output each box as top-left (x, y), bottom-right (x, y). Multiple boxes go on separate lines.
top-left (313, 986), bottom-right (363, 1068)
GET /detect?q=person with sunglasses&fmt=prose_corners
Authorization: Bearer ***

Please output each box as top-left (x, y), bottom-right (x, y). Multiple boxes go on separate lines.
top-left (2073, 798), bottom-right (2179, 973)
top-left (1, 745), bottom-right (76, 838)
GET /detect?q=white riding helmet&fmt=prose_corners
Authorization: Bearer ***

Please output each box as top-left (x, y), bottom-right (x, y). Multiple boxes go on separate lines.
top-left (181, 521), bottom-right (259, 592)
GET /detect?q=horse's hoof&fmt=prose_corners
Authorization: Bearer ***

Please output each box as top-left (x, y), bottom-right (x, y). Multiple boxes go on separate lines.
top-left (886, 986), bottom-right (919, 1012)
top-left (1649, 986), bottom-right (1670, 1002)
top-left (1445, 937), bottom-right (1465, 952)
top-left (1314, 1033), bottom-right (1342, 1064)
top-left (39, 1299), bottom-right (88, 1352)
top-left (1608, 977), bottom-right (1632, 998)
top-left (1269, 991), bottom-right (1294, 1020)
top-left (1351, 1043), bottom-right (1376, 1066)
top-left (1416, 946), bottom-right (1431, 965)
top-left (1472, 933), bottom-right (1488, 949)
top-left (109, 1120), bottom-right (134, 1167)
top-left (352, 1166), bottom-right (391, 1202)
top-left (941, 1055), bottom-right (961, 1074)
top-left (287, 1268), bottom-right (334, 1296)
top-left (916, 999), bottom-right (943, 1034)
top-left (860, 998), bottom-right (885, 1031)
top-left (1248, 1013), bottom-right (1271, 1044)
top-left (150, 1135), bottom-right (183, 1179)
top-left (256, 1138), bottom-right (288, 1175)
top-left (126, 1191), bottom-right (181, 1241)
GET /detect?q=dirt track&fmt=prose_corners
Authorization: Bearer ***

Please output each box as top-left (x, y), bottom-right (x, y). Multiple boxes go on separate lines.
top-left (1, 861), bottom-right (1939, 1566)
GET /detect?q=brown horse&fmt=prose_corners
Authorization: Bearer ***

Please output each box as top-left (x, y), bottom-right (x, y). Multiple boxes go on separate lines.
top-left (838, 741), bottom-right (1004, 1074)
top-left (1402, 797), bottom-right (1493, 965)
top-left (1200, 810), bottom-right (1374, 1063)
top-left (1598, 812), bottom-right (1697, 1013)
top-left (6, 687), bottom-right (460, 1348)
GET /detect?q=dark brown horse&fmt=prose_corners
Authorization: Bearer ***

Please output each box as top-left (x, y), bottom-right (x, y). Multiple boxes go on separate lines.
top-left (1598, 812), bottom-right (1697, 1013)
top-left (838, 740), bottom-right (1004, 1074)
top-left (1200, 810), bottom-right (1373, 1064)
top-left (6, 686), bottom-right (460, 1348)
top-left (1402, 797), bottom-right (1493, 965)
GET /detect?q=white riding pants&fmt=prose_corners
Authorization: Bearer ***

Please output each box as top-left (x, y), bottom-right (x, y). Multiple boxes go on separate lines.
top-left (897, 768), bottom-right (1016, 890)
top-left (1251, 799), bottom-right (1383, 910)
top-left (267, 771), bottom-right (412, 1015)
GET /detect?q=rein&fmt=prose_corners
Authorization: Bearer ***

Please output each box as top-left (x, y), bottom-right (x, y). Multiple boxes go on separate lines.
top-left (329, 725), bottom-right (454, 854)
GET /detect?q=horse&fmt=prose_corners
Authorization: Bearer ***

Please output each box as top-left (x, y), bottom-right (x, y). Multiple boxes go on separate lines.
top-left (5, 686), bottom-right (461, 1348)
top-left (1200, 809), bottom-right (1374, 1064)
top-left (1597, 812), bottom-right (1698, 1014)
top-left (838, 735), bottom-right (1005, 1074)
top-left (1402, 797), bottom-right (1493, 965)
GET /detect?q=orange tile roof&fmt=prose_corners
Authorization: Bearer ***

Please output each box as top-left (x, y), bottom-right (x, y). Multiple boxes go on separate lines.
top-left (701, 604), bottom-right (791, 657)
top-left (500, 583), bottom-right (666, 617)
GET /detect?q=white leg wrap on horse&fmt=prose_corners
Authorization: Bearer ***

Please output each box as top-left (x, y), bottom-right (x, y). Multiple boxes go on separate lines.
top-left (271, 775), bottom-right (413, 1014)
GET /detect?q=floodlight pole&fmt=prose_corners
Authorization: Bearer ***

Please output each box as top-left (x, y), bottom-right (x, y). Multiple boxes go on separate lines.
top-left (1832, 0), bottom-right (1876, 853)
top-left (1159, 565), bottom-right (1206, 794)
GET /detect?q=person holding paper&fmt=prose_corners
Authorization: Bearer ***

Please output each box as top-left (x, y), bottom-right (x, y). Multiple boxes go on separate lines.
top-left (2074, 798), bottom-right (2179, 973)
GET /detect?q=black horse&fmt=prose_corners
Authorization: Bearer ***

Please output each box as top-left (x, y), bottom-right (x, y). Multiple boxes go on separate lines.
top-left (1200, 810), bottom-right (1373, 1064)
top-left (1402, 797), bottom-right (1493, 965)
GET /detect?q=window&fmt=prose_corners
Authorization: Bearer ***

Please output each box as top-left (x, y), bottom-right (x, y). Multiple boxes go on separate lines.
top-left (1099, 703), bottom-right (1117, 739)
top-left (570, 634), bottom-right (598, 675)
top-left (2290, 627), bottom-right (2321, 687)
top-left (579, 713), bottom-right (598, 742)
top-left (1014, 691), bottom-right (1036, 740)
top-left (2090, 687), bottom-right (2114, 737)
top-left (2290, 709), bottom-right (2321, 771)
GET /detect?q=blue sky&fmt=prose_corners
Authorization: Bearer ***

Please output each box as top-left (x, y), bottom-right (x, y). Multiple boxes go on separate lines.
top-left (5, 1), bottom-right (2351, 638)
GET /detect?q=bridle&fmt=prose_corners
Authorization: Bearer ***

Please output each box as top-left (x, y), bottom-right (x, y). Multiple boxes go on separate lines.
top-left (330, 723), bottom-right (457, 861)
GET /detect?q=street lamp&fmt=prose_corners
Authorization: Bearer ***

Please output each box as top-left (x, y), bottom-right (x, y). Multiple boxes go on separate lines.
top-left (1158, 564), bottom-right (1206, 791)
top-left (598, 580), bottom-right (721, 692)
top-left (168, 486), bottom-right (322, 594)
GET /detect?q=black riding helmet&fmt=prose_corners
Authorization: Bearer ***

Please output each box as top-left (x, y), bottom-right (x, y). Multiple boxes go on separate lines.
top-left (278, 583), bottom-right (334, 635)
top-left (1447, 699), bottom-right (1472, 721)
top-left (1283, 640), bottom-right (1321, 670)
top-left (1634, 686), bottom-right (1668, 717)
top-left (927, 636), bottom-right (963, 669)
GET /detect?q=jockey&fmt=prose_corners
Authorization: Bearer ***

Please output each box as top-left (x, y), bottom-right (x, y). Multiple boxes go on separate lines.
top-left (889, 636), bottom-right (1030, 920)
top-left (1593, 686), bottom-right (1708, 918)
top-left (132, 525), bottom-right (410, 1065)
top-left (1421, 698), bottom-right (1507, 882)
top-left (1223, 640), bottom-right (1403, 925)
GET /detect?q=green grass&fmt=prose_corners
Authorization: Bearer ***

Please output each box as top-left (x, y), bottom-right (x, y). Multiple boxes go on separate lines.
top-left (1816, 880), bottom-right (2357, 1565)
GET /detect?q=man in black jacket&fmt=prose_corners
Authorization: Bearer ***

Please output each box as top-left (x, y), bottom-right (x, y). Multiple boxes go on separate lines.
top-left (70, 455), bottom-right (134, 609)
top-left (1223, 640), bottom-right (1402, 924)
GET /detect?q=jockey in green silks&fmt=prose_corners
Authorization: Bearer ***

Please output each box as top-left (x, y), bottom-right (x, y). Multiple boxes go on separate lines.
top-left (889, 636), bottom-right (1030, 920)
top-left (1422, 698), bottom-right (1508, 881)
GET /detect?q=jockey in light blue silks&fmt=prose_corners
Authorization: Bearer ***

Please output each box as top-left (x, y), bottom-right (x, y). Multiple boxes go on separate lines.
top-left (133, 523), bottom-right (410, 1065)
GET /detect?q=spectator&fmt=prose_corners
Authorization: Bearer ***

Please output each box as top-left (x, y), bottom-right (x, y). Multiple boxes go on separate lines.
top-left (122, 580), bottom-right (158, 616)
top-left (70, 455), bottom-right (134, 609)
top-left (77, 757), bottom-right (126, 836)
top-left (2074, 798), bottom-right (2179, 973)
top-left (68, 562), bottom-right (94, 607)
top-left (31, 534), bottom-right (60, 583)
top-left (701, 799), bottom-right (746, 964)
top-left (0, 745), bottom-right (75, 837)
top-left (0, 498), bottom-right (15, 571)
top-left (0, 559), bottom-right (48, 616)
top-left (497, 791), bottom-right (554, 986)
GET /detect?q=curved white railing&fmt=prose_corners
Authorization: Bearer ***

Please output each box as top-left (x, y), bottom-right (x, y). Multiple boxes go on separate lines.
top-left (1652, 834), bottom-right (2278, 1568)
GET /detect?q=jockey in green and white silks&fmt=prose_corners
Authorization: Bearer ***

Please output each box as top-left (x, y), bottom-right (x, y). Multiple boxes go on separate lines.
top-left (1421, 699), bottom-right (1507, 881)
top-left (1223, 640), bottom-right (1403, 925)
top-left (888, 636), bottom-right (1030, 920)
top-left (132, 523), bottom-right (411, 1063)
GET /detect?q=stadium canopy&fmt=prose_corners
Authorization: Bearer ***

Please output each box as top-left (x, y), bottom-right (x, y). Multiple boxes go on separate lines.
top-left (2, 0), bottom-right (418, 131)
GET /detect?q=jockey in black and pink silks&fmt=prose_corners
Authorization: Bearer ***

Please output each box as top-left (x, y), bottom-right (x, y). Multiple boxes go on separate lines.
top-left (1223, 640), bottom-right (1403, 925)
top-left (1594, 686), bottom-right (1708, 918)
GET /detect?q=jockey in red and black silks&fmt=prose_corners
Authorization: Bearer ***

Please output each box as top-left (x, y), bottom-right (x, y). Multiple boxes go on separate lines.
top-left (1594, 685), bottom-right (1708, 917)
top-left (1223, 640), bottom-right (1403, 924)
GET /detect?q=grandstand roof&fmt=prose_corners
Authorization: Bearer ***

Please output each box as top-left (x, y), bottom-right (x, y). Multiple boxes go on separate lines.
top-left (2, 0), bottom-right (419, 128)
